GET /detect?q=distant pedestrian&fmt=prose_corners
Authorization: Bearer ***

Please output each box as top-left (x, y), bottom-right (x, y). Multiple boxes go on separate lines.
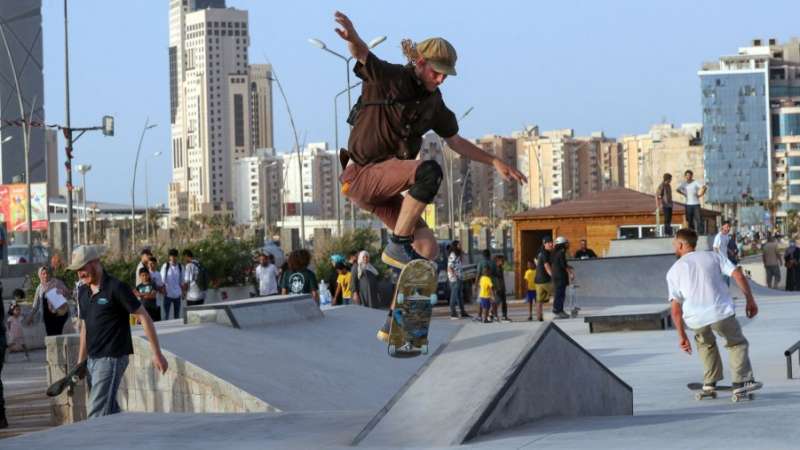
top-left (494, 255), bottom-right (511, 322)
top-left (5, 302), bottom-right (28, 358)
top-left (134, 268), bottom-right (160, 322)
top-left (785, 240), bottom-right (800, 291)
top-left (475, 249), bottom-right (493, 320)
top-left (523, 260), bottom-right (537, 321)
top-left (28, 266), bottom-right (71, 336)
top-left (352, 250), bottom-right (380, 308)
top-left (160, 249), bottom-right (183, 320)
top-left (656, 173), bottom-right (674, 236)
top-left (135, 248), bottom-right (153, 284)
top-left (534, 237), bottom-right (554, 321)
top-left (677, 170), bottom-right (706, 233)
top-left (334, 262), bottom-right (353, 305)
top-left (70, 245), bottom-right (168, 418)
top-left (182, 249), bottom-right (206, 306)
top-left (573, 239), bottom-right (597, 260)
top-left (447, 240), bottom-right (469, 319)
top-left (713, 221), bottom-right (733, 286)
top-left (281, 249), bottom-right (320, 305)
top-left (255, 252), bottom-right (279, 296)
top-left (667, 228), bottom-right (760, 396)
top-left (551, 236), bottom-right (574, 319)
top-left (478, 266), bottom-right (494, 323)
top-left (147, 256), bottom-right (165, 316)
top-left (762, 235), bottom-right (782, 289)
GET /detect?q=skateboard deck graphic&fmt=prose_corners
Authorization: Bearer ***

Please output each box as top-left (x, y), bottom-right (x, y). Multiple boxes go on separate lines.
top-left (47, 360), bottom-right (87, 397)
top-left (387, 259), bottom-right (438, 358)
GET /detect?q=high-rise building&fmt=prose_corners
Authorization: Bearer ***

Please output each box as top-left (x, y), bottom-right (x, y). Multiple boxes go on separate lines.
top-left (281, 143), bottom-right (338, 220)
top-left (168, 1), bottom-right (273, 221)
top-left (699, 38), bottom-right (800, 213)
top-left (232, 147), bottom-right (282, 227)
top-left (0, 1), bottom-right (46, 185)
top-left (467, 135), bottom-right (518, 220)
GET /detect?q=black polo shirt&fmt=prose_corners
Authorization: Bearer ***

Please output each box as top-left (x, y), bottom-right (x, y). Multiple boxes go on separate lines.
top-left (79, 271), bottom-right (141, 358)
top-left (534, 249), bottom-right (552, 284)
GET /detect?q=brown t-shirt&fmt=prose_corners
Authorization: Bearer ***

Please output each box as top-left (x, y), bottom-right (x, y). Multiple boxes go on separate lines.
top-left (346, 52), bottom-right (459, 165)
top-left (657, 182), bottom-right (673, 208)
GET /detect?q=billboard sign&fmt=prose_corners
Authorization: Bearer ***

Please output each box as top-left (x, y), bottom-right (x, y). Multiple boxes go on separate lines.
top-left (0, 183), bottom-right (48, 232)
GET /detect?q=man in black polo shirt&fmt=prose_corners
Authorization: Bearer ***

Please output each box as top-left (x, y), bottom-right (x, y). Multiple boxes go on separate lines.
top-left (551, 236), bottom-right (575, 319)
top-left (533, 237), bottom-right (554, 322)
top-left (71, 245), bottom-right (168, 418)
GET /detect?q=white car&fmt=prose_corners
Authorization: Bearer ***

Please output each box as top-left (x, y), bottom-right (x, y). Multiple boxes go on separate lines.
top-left (7, 244), bottom-right (49, 265)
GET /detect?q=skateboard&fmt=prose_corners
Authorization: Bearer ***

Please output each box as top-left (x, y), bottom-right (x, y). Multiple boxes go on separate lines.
top-left (687, 382), bottom-right (762, 402)
top-left (387, 259), bottom-right (438, 358)
top-left (46, 360), bottom-right (87, 397)
top-left (567, 284), bottom-right (581, 318)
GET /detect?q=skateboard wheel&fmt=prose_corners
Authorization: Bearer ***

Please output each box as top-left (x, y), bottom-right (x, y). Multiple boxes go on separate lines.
top-left (429, 294), bottom-right (438, 305)
top-left (397, 294), bottom-right (405, 305)
top-left (695, 393), bottom-right (703, 401)
top-left (421, 344), bottom-right (428, 355)
top-left (388, 345), bottom-right (396, 356)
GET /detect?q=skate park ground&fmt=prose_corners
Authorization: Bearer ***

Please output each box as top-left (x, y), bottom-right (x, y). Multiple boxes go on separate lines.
top-left (5, 253), bottom-right (800, 449)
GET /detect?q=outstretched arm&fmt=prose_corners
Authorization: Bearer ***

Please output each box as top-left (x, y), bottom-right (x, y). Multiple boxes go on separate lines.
top-left (445, 134), bottom-right (527, 184)
top-left (334, 11), bottom-right (369, 64)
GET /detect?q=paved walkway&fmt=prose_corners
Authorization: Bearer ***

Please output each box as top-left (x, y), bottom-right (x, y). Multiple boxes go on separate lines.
top-left (0, 349), bottom-right (51, 439)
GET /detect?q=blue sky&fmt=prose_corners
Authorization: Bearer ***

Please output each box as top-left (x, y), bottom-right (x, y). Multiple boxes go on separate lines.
top-left (41, 0), bottom-right (800, 205)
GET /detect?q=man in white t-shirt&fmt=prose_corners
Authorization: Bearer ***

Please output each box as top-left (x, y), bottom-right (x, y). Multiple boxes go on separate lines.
top-left (713, 220), bottom-right (732, 285)
top-left (676, 170), bottom-right (706, 233)
top-left (667, 228), bottom-right (760, 394)
top-left (255, 253), bottom-right (278, 296)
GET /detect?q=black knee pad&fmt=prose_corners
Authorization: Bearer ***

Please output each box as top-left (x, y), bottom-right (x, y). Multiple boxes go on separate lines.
top-left (409, 160), bottom-right (443, 204)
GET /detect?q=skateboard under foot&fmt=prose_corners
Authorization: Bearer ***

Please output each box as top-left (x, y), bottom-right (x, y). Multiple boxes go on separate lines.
top-left (687, 381), bottom-right (762, 402)
top-left (387, 259), bottom-right (437, 358)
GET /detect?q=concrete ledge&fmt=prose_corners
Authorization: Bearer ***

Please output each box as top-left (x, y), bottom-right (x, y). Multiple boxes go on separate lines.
top-left (185, 294), bottom-right (321, 329)
top-left (584, 305), bottom-right (672, 333)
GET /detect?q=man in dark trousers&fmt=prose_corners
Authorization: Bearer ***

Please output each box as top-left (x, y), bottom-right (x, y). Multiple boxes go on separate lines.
top-left (72, 245), bottom-right (169, 418)
top-left (551, 236), bottom-right (574, 319)
top-left (534, 237), bottom-right (554, 322)
top-left (494, 255), bottom-right (511, 322)
top-left (656, 173), bottom-right (674, 236)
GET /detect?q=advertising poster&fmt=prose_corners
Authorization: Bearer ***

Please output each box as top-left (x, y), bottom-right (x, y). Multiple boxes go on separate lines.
top-left (0, 183), bottom-right (49, 232)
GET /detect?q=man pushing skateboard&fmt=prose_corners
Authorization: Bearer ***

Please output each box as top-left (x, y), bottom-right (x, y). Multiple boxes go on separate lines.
top-left (332, 11), bottom-right (527, 342)
top-left (667, 228), bottom-right (762, 401)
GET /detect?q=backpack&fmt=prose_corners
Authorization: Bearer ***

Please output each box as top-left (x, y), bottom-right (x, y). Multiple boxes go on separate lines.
top-left (193, 261), bottom-right (209, 291)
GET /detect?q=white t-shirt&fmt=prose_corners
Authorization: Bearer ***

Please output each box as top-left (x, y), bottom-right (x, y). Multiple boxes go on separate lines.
top-left (447, 252), bottom-right (463, 282)
top-left (666, 251), bottom-right (737, 329)
top-left (161, 262), bottom-right (183, 298)
top-left (679, 180), bottom-right (703, 205)
top-left (183, 260), bottom-right (205, 301)
top-left (256, 263), bottom-right (278, 296)
top-left (713, 232), bottom-right (730, 258)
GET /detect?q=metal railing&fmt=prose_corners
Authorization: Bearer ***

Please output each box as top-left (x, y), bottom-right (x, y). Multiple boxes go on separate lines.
top-left (784, 340), bottom-right (800, 379)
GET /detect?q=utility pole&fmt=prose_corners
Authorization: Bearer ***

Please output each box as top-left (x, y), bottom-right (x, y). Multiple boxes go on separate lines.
top-left (63, 0), bottom-right (75, 259)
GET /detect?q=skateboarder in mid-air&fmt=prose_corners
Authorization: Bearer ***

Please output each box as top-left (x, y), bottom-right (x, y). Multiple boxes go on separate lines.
top-left (667, 228), bottom-right (762, 398)
top-left (331, 11), bottom-right (527, 341)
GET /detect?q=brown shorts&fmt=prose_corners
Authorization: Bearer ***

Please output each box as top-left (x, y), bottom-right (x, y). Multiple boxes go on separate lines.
top-left (340, 158), bottom-right (428, 231)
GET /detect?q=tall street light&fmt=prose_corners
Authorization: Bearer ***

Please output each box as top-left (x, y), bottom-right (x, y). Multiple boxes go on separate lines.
top-left (131, 119), bottom-right (157, 253)
top-left (308, 35), bottom-right (387, 230)
top-left (440, 107), bottom-right (473, 239)
top-left (76, 164), bottom-right (91, 244)
top-left (145, 151), bottom-right (162, 244)
top-left (0, 21), bottom-right (35, 259)
top-left (333, 82), bottom-right (361, 235)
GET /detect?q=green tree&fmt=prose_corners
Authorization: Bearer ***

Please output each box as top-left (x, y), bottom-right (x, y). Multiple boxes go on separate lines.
top-left (312, 229), bottom-right (388, 284)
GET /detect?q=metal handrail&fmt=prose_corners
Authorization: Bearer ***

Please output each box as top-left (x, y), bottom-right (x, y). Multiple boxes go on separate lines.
top-left (784, 340), bottom-right (800, 379)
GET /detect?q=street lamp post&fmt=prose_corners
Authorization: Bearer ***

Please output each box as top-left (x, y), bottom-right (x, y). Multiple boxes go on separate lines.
top-left (145, 151), bottom-right (162, 244)
top-left (309, 35), bottom-right (387, 230)
top-left (131, 119), bottom-right (157, 253)
top-left (0, 22), bottom-right (34, 258)
top-left (440, 107), bottom-right (473, 239)
top-left (76, 164), bottom-right (91, 244)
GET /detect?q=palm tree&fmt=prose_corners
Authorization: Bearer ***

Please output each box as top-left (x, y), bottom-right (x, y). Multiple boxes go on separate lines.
top-left (763, 182), bottom-right (785, 229)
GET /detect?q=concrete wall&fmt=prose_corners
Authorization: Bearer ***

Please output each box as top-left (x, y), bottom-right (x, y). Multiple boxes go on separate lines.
top-left (45, 332), bottom-right (276, 426)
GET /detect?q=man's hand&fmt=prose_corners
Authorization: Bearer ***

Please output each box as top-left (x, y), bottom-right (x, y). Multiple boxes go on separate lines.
top-left (746, 300), bottom-right (759, 319)
top-left (334, 11), bottom-right (358, 43)
top-left (492, 158), bottom-right (527, 184)
top-left (679, 335), bottom-right (692, 354)
top-left (152, 352), bottom-right (168, 374)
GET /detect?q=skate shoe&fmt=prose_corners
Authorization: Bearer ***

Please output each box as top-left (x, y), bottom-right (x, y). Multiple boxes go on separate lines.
top-left (382, 241), bottom-right (424, 270)
top-left (376, 311), bottom-right (392, 343)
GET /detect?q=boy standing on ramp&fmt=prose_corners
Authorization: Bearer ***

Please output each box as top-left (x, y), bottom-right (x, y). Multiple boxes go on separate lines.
top-left (332, 11), bottom-right (526, 340)
top-left (667, 228), bottom-right (762, 397)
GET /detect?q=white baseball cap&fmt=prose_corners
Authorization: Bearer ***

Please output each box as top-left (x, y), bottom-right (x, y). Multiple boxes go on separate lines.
top-left (555, 236), bottom-right (568, 245)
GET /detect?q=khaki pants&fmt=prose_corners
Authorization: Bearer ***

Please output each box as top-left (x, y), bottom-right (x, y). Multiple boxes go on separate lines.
top-left (692, 315), bottom-right (753, 384)
top-left (535, 283), bottom-right (552, 304)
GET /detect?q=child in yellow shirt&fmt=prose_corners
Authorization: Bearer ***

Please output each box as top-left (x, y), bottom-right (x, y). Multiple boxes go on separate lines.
top-left (524, 260), bottom-right (537, 321)
top-left (334, 263), bottom-right (353, 305)
top-left (478, 267), bottom-right (494, 323)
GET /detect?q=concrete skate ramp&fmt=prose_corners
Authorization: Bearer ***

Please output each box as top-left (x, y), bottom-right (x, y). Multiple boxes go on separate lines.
top-left (571, 254), bottom-right (675, 307)
top-left (154, 305), bottom-right (460, 411)
top-left (354, 322), bottom-right (632, 447)
top-left (185, 295), bottom-right (323, 328)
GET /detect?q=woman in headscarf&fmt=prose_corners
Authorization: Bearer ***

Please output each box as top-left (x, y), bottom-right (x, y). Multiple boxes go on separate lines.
top-left (351, 250), bottom-right (380, 308)
top-left (27, 266), bottom-right (72, 335)
top-left (785, 240), bottom-right (800, 291)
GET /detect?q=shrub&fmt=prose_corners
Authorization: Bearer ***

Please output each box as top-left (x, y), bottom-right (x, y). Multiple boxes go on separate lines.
top-left (312, 228), bottom-right (388, 284)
